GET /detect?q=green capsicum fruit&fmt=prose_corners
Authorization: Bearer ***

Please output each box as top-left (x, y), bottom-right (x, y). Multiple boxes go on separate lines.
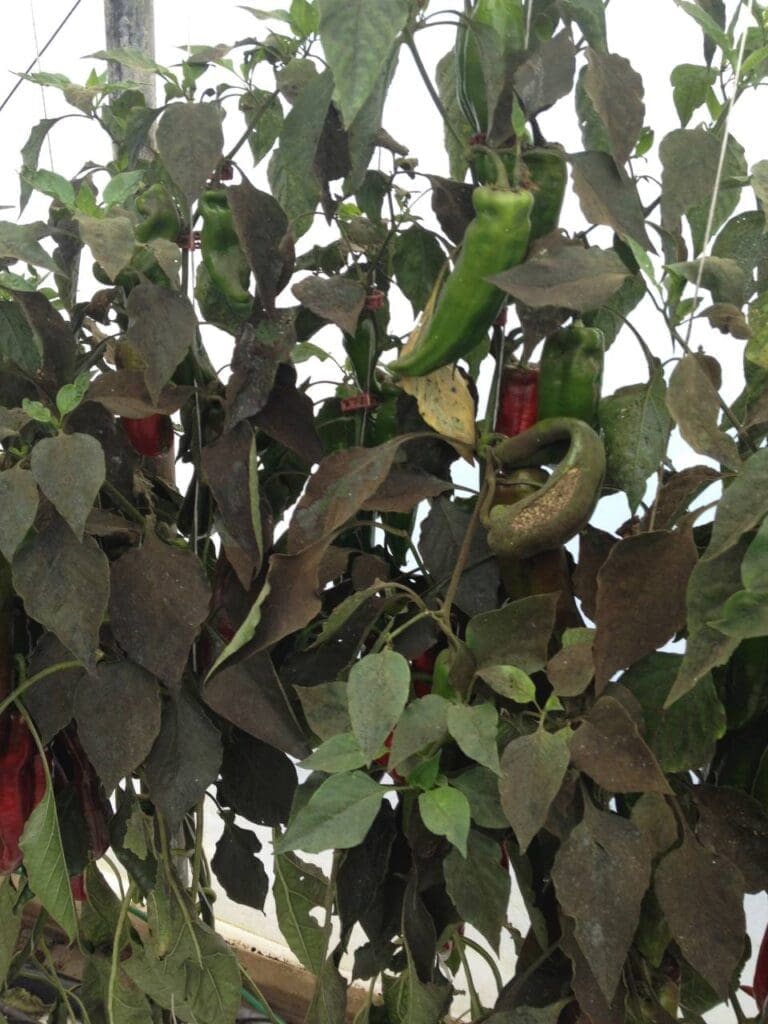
top-left (134, 183), bottom-right (181, 243)
top-left (473, 144), bottom-right (567, 244)
top-left (483, 417), bottom-right (605, 559)
top-left (198, 188), bottom-right (252, 320)
top-left (456, 0), bottom-right (526, 136)
top-left (538, 321), bottom-right (604, 427)
top-left (390, 185), bottom-right (533, 378)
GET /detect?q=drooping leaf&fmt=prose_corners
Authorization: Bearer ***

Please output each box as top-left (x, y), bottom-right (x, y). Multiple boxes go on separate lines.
top-left (570, 150), bottom-right (654, 250)
top-left (582, 49), bottom-right (645, 166)
top-left (211, 822), bottom-right (269, 911)
top-left (31, 433), bottom-right (105, 541)
top-left (621, 653), bottom-right (726, 773)
top-left (124, 282), bottom-right (197, 404)
top-left (417, 785), bottom-right (470, 856)
top-left (305, 955), bottom-right (348, 1024)
top-left (300, 732), bottom-right (367, 773)
top-left (13, 512), bottom-right (109, 669)
top-left (19, 783), bottom-right (77, 940)
top-left (227, 177), bottom-right (292, 314)
top-left (109, 531), bottom-right (210, 686)
top-left (76, 214), bottom-right (136, 281)
top-left (155, 102), bottom-right (224, 204)
top-left (444, 830), bottom-right (511, 953)
top-left (593, 529), bottom-right (698, 689)
top-left (292, 274), bottom-right (366, 335)
top-left (452, 765), bottom-right (508, 829)
top-left (667, 354), bottom-right (741, 471)
top-left (599, 359), bottom-right (672, 511)
top-left (389, 694), bottom-right (450, 773)
top-left (74, 661), bottom-right (162, 793)
top-left (499, 728), bottom-right (571, 851)
top-left (276, 771), bottom-right (384, 854)
top-left (143, 691), bottom-right (222, 833)
top-left (0, 467), bottom-right (38, 561)
top-left (552, 801), bottom-right (651, 1003)
top-left (569, 696), bottom-right (671, 793)
top-left (317, 0), bottom-right (408, 126)
top-left (446, 702), bottom-right (500, 775)
top-left (465, 593), bottom-right (559, 673)
top-left (655, 830), bottom-right (746, 998)
top-left (218, 728), bottom-right (297, 827)
top-left (382, 961), bottom-right (452, 1024)
top-left (347, 650), bottom-right (411, 763)
top-left (704, 447), bottom-right (768, 560)
top-left (392, 225), bottom-right (446, 317)
top-left (24, 633), bottom-right (83, 743)
top-left (490, 245), bottom-right (630, 311)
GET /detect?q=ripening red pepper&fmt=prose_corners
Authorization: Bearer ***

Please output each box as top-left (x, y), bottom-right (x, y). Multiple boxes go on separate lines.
top-left (0, 713), bottom-right (44, 875)
top-left (495, 365), bottom-right (539, 437)
top-left (70, 873), bottom-right (88, 902)
top-left (120, 414), bottom-right (174, 457)
top-left (60, 730), bottom-right (111, 860)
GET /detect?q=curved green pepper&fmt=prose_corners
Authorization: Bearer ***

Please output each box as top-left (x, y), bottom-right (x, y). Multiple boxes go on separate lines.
top-left (390, 185), bottom-right (533, 378)
top-left (198, 188), bottom-right (252, 320)
top-left (134, 184), bottom-right (181, 243)
top-left (456, 0), bottom-right (526, 135)
top-left (538, 321), bottom-right (604, 427)
top-left (483, 417), bottom-right (605, 559)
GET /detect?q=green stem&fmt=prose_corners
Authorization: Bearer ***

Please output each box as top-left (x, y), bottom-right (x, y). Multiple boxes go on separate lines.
top-left (459, 932), bottom-right (504, 995)
top-left (0, 660), bottom-right (83, 720)
top-left (453, 928), bottom-right (483, 1019)
top-left (107, 884), bottom-right (134, 1024)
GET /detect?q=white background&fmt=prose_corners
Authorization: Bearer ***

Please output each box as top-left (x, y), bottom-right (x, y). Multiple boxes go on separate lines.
top-left (0, 1), bottom-right (766, 1021)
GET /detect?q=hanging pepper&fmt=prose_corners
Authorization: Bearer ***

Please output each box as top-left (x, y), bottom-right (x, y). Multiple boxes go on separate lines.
top-left (495, 364), bottom-right (539, 436)
top-left (456, 0), bottom-right (526, 136)
top-left (120, 413), bottom-right (174, 458)
top-left (473, 144), bottom-right (568, 244)
top-left (390, 185), bottom-right (533, 378)
top-left (198, 188), bottom-right (252, 320)
top-left (483, 417), bottom-right (605, 559)
top-left (0, 713), bottom-right (44, 875)
top-left (134, 183), bottom-right (182, 244)
top-left (59, 730), bottom-right (112, 860)
top-left (538, 321), bottom-right (604, 427)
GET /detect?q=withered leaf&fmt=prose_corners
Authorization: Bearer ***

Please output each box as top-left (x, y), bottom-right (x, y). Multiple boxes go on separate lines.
top-left (667, 354), bottom-right (740, 471)
top-left (211, 822), bottom-right (268, 912)
top-left (513, 31), bottom-right (576, 118)
top-left (109, 532), bottom-right (210, 686)
top-left (692, 785), bottom-right (768, 894)
top-left (11, 289), bottom-right (76, 389)
top-left (552, 801), bottom-right (651, 1003)
top-left (630, 792), bottom-right (678, 857)
top-left (499, 727), bottom-right (571, 851)
top-left (201, 422), bottom-right (261, 586)
top-left (227, 178), bottom-right (293, 313)
top-left (31, 432), bottom-right (105, 541)
top-left (419, 497), bottom-right (500, 618)
top-left (24, 633), bottom-right (84, 743)
top-left (125, 282), bottom-right (197, 404)
top-left (155, 101), bottom-right (224, 205)
top-left (204, 651), bottom-right (309, 759)
top-left (639, 466), bottom-right (720, 532)
top-left (253, 361), bottom-right (322, 462)
top-left (490, 246), bottom-right (630, 312)
top-left (144, 691), bottom-right (222, 833)
top-left (559, 913), bottom-right (628, 1024)
top-left (13, 512), bottom-right (109, 669)
top-left (224, 316), bottom-right (294, 430)
top-left (593, 529), bottom-right (698, 690)
top-left (218, 728), bottom-right (297, 826)
top-left (573, 525), bottom-right (617, 621)
top-left (570, 150), bottom-right (654, 250)
top-left (292, 275), bottom-right (366, 337)
top-left (582, 49), bottom-right (645, 167)
top-left (546, 642), bottom-right (594, 697)
top-left (87, 370), bottom-right (193, 418)
top-left (248, 541), bottom-right (328, 654)
top-left (76, 214), bottom-right (135, 281)
top-left (0, 466), bottom-right (38, 561)
top-left (74, 660), bottom-right (162, 793)
top-left (287, 439), bottom-right (404, 554)
top-left (428, 175), bottom-right (474, 245)
top-left (465, 593), bottom-right (559, 673)
top-left (655, 830), bottom-right (746, 998)
top-left (569, 696), bottom-right (671, 794)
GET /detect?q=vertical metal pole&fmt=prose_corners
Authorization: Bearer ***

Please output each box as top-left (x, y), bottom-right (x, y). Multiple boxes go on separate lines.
top-left (103, 0), bottom-right (156, 106)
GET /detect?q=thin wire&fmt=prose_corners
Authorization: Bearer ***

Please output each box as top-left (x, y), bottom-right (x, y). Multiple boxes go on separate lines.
top-left (28, 0), bottom-right (54, 170)
top-left (684, 6), bottom-right (749, 346)
top-left (524, 0), bottom-right (534, 49)
top-left (0, 0), bottom-right (83, 116)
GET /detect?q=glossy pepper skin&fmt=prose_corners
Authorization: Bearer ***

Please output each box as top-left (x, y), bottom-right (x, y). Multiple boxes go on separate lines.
top-left (390, 186), bottom-right (533, 378)
top-left (483, 417), bottom-right (605, 559)
top-left (134, 183), bottom-right (182, 244)
top-left (495, 365), bottom-right (539, 436)
top-left (198, 188), bottom-right (252, 320)
top-left (456, 0), bottom-right (525, 135)
top-left (538, 321), bottom-right (604, 428)
top-left (473, 145), bottom-right (567, 244)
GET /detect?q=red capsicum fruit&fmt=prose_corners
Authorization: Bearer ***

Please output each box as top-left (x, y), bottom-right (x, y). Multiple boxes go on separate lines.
top-left (752, 922), bottom-right (768, 1013)
top-left (120, 414), bottom-right (174, 458)
top-left (495, 365), bottom-right (539, 437)
top-left (0, 713), bottom-right (47, 875)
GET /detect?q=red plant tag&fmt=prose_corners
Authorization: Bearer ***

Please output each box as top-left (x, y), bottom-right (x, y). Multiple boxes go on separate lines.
top-left (340, 393), bottom-right (378, 412)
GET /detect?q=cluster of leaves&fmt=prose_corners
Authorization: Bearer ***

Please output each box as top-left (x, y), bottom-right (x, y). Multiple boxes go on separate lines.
top-left (0, 1), bottom-right (767, 1023)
